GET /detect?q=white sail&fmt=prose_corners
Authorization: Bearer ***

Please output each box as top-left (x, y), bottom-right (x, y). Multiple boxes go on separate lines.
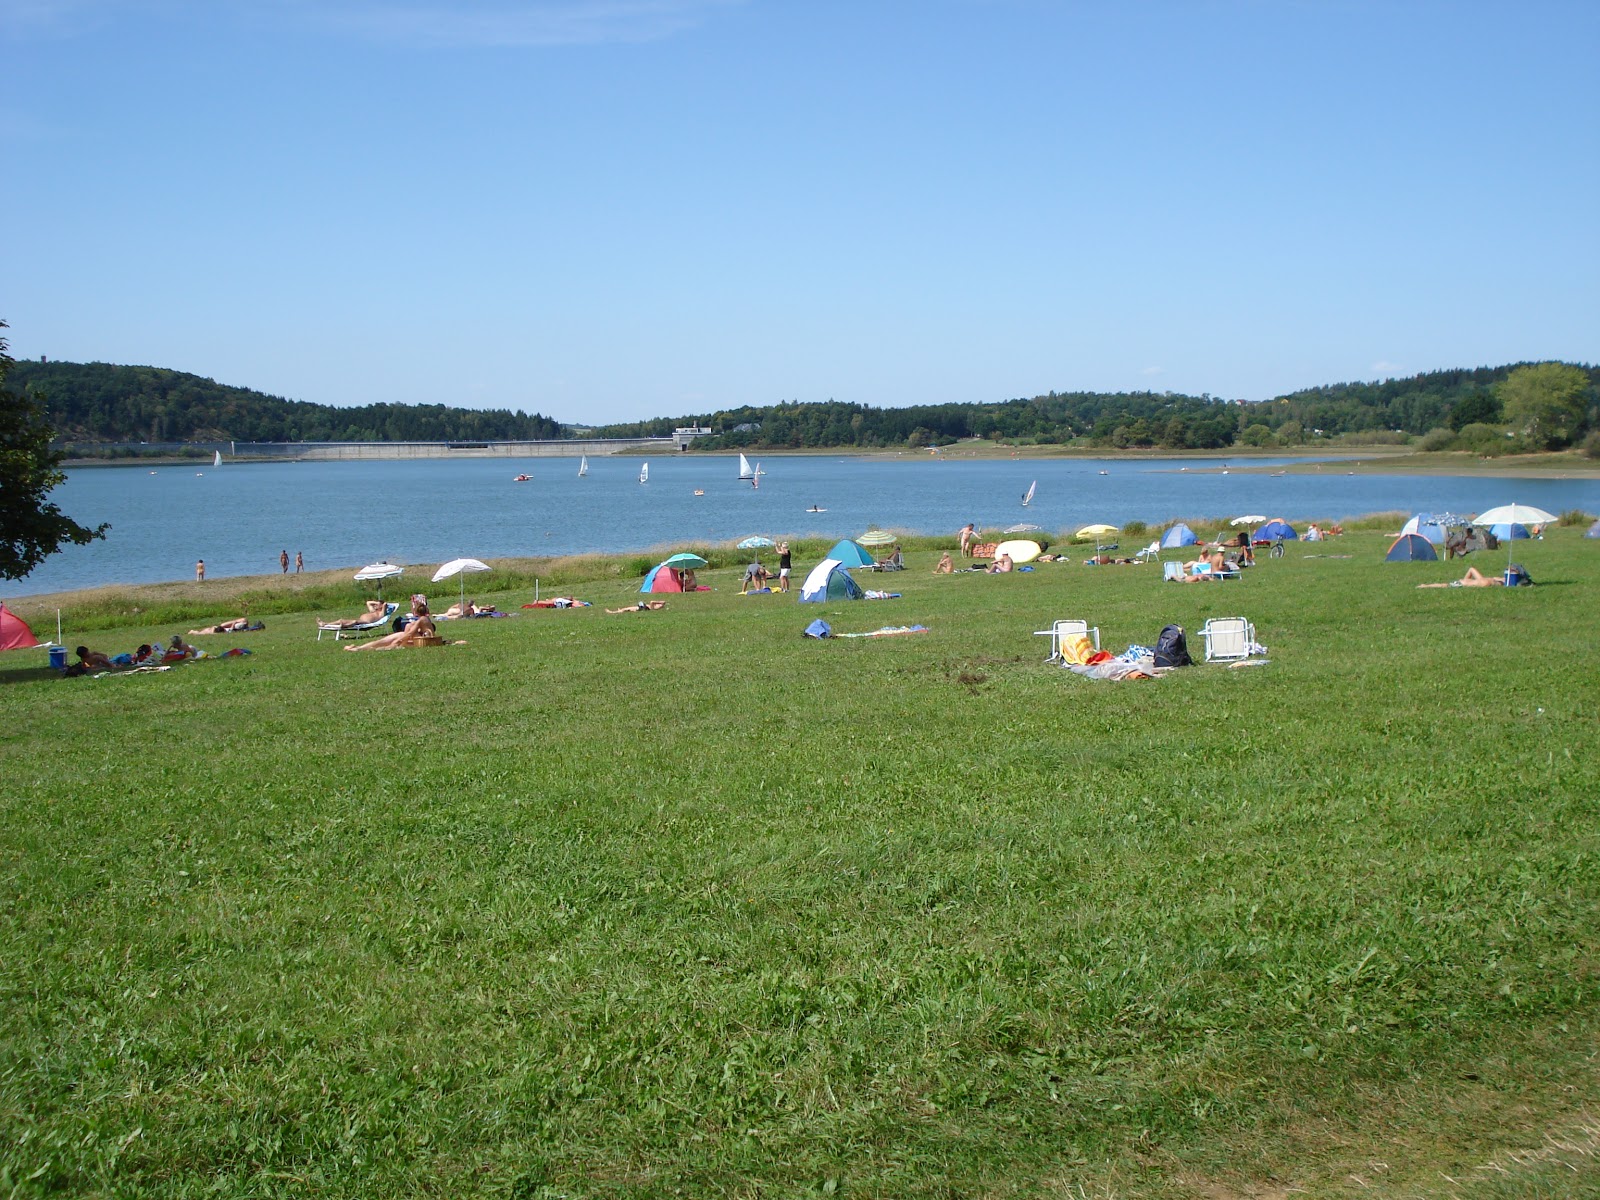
top-left (639, 462), bottom-right (649, 484)
top-left (751, 462), bottom-right (762, 488)
top-left (214, 450), bottom-right (223, 468)
top-left (578, 455), bottom-right (588, 477)
top-left (738, 453), bottom-right (755, 480)
top-left (1022, 480), bottom-right (1036, 507)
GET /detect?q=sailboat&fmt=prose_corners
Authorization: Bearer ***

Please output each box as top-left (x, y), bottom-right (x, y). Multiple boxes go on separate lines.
top-left (213, 450), bottom-right (222, 468)
top-left (751, 462), bottom-right (763, 489)
top-left (737, 453), bottom-right (757, 483)
top-left (1021, 479), bottom-right (1036, 507)
top-left (578, 455), bottom-right (588, 477)
top-left (639, 462), bottom-right (649, 484)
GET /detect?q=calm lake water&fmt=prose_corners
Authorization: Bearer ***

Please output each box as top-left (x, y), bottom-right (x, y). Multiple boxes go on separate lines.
top-left (17, 454), bottom-right (1599, 595)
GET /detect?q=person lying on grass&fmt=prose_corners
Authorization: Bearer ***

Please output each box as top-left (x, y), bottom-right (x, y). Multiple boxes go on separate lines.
top-left (188, 616), bottom-right (253, 635)
top-left (75, 646), bottom-right (117, 671)
top-left (1418, 566), bottom-right (1507, 588)
top-left (607, 601), bottom-right (666, 613)
top-left (345, 604), bottom-right (437, 650)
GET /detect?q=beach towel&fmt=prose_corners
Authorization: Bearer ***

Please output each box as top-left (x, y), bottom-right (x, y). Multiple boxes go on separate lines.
top-left (863, 590), bottom-right (901, 599)
top-left (836, 625), bottom-right (929, 638)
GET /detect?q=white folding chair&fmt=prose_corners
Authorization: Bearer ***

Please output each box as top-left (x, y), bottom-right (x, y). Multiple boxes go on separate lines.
top-left (1200, 616), bottom-right (1255, 662)
top-left (1033, 619), bottom-right (1101, 662)
top-left (1163, 561), bottom-right (1184, 582)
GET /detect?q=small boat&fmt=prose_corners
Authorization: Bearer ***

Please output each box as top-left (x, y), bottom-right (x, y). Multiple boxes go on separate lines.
top-left (806, 506), bottom-right (827, 513)
top-left (1098, 470), bottom-right (1109, 476)
top-left (1021, 480), bottom-right (1036, 507)
top-left (751, 463), bottom-right (762, 489)
top-left (213, 450), bottom-right (222, 468)
top-left (693, 489), bottom-right (705, 496)
top-left (639, 462), bottom-right (649, 484)
top-left (513, 474), bottom-right (531, 482)
top-left (737, 453), bottom-right (757, 482)
top-left (578, 455), bottom-right (588, 477)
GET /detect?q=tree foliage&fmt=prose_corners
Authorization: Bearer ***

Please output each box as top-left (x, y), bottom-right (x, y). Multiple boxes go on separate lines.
top-left (1496, 362), bottom-right (1593, 450)
top-left (0, 325), bottom-right (109, 580)
top-left (9, 361), bottom-right (564, 444)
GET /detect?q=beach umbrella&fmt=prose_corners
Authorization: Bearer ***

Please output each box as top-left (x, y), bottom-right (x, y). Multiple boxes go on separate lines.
top-left (1230, 514), bottom-right (1267, 527)
top-left (353, 561), bottom-right (403, 599)
top-left (432, 557), bottom-right (492, 609)
top-left (1076, 523), bottom-right (1118, 555)
top-left (735, 535), bottom-right (775, 565)
top-left (1475, 503), bottom-right (1557, 581)
top-left (857, 529), bottom-right (897, 547)
top-left (663, 552), bottom-right (708, 569)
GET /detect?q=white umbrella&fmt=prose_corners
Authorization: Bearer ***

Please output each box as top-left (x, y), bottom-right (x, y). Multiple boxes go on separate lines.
top-left (432, 557), bottom-right (492, 610)
top-left (1474, 504), bottom-right (1557, 582)
top-left (353, 562), bottom-right (403, 598)
top-left (1230, 515), bottom-right (1267, 527)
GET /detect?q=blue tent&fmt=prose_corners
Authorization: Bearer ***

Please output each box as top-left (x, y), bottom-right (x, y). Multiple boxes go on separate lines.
top-left (1490, 522), bottom-right (1530, 541)
top-left (1385, 533), bottom-right (1438, 562)
top-left (799, 559), bottom-right (865, 603)
top-left (825, 539), bottom-right (875, 568)
top-left (1254, 519), bottom-right (1298, 541)
top-left (1400, 513), bottom-right (1449, 544)
top-left (1160, 522), bottom-right (1199, 549)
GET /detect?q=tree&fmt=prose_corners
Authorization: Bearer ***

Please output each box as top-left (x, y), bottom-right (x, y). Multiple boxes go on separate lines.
top-left (0, 322), bottom-right (108, 580)
top-left (1496, 363), bottom-right (1591, 450)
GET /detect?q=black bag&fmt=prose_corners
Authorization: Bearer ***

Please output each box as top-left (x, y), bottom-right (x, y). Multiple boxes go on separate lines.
top-left (1154, 623), bottom-right (1191, 668)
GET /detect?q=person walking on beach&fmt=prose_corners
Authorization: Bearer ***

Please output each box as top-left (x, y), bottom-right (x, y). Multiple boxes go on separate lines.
top-left (280, 549), bottom-right (289, 574)
top-left (959, 523), bottom-right (976, 557)
top-left (196, 559), bottom-right (205, 583)
top-left (294, 551), bottom-right (303, 574)
top-left (777, 541), bottom-right (792, 592)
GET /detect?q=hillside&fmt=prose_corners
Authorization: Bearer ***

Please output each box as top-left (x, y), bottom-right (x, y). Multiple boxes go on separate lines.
top-left (13, 357), bottom-right (1597, 452)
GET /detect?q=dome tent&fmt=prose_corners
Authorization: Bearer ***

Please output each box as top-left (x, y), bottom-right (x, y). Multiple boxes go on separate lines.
top-left (799, 559), bottom-right (865, 603)
top-left (1385, 533), bottom-right (1438, 562)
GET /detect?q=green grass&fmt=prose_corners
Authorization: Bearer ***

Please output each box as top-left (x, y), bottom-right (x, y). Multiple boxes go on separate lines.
top-left (2, 530), bottom-right (1598, 1198)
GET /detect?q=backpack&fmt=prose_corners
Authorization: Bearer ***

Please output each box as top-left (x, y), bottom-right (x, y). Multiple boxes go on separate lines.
top-left (1154, 623), bottom-right (1191, 668)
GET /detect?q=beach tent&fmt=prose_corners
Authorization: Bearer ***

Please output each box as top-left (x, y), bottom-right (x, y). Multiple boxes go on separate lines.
top-left (1254, 519), bottom-right (1298, 542)
top-left (1400, 514), bottom-right (1449, 544)
top-left (1160, 522), bottom-right (1199, 550)
top-left (1587, 519), bottom-right (1600, 539)
top-left (0, 602), bottom-right (40, 651)
top-left (1489, 522), bottom-right (1530, 542)
top-left (639, 562), bottom-right (686, 593)
top-left (825, 539), bottom-right (876, 569)
top-left (799, 559), bottom-right (865, 603)
top-left (1385, 533), bottom-right (1439, 562)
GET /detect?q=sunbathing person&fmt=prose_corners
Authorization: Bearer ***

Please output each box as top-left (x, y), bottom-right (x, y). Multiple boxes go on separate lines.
top-left (442, 599), bottom-right (478, 618)
top-left (607, 600), bottom-right (667, 613)
top-left (163, 635), bottom-right (195, 659)
top-left (74, 646), bottom-right (117, 671)
top-left (1418, 566), bottom-right (1505, 588)
top-left (933, 551), bottom-right (953, 574)
top-left (327, 599), bottom-right (390, 628)
top-left (987, 552), bottom-right (1014, 574)
top-left (188, 616), bottom-right (252, 635)
top-left (345, 604), bottom-right (438, 649)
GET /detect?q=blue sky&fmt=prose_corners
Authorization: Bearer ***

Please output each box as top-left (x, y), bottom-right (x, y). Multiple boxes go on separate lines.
top-left (3, 0), bottom-right (1596, 424)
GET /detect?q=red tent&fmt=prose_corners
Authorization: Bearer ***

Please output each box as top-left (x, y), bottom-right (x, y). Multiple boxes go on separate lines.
top-left (0, 602), bottom-right (40, 651)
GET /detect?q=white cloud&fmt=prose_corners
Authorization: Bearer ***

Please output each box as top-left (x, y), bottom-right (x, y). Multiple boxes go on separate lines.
top-left (1371, 360), bottom-right (1405, 376)
top-left (1140, 366), bottom-right (1164, 377)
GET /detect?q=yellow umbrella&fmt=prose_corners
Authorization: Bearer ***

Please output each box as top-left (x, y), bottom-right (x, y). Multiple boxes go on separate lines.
top-left (1076, 524), bottom-right (1117, 539)
top-left (857, 529), bottom-right (898, 547)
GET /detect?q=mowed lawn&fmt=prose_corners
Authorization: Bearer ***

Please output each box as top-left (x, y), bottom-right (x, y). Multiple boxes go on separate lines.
top-left (2, 532), bottom-right (1597, 1198)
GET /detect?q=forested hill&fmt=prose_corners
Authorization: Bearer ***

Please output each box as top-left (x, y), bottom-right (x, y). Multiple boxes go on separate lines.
top-left (593, 362), bottom-right (1598, 450)
top-left (13, 356), bottom-right (1596, 451)
top-left (11, 361), bottom-right (563, 443)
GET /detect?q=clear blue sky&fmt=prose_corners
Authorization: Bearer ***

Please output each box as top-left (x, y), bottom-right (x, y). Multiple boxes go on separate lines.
top-left (3, 0), bottom-right (1596, 424)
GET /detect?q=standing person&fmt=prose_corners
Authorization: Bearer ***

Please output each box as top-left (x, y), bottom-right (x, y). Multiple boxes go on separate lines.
top-left (280, 549), bottom-right (289, 574)
top-left (777, 541), bottom-right (792, 592)
top-left (959, 523), bottom-right (976, 557)
top-left (294, 551), bottom-right (303, 574)
top-left (196, 559), bottom-right (205, 583)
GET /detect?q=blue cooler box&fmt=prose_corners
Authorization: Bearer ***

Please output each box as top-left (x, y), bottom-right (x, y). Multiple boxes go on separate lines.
top-left (48, 645), bottom-right (67, 670)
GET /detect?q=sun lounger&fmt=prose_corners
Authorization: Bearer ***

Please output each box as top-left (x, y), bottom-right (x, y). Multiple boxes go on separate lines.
top-left (317, 601), bottom-right (398, 641)
top-left (1034, 619), bottom-right (1100, 662)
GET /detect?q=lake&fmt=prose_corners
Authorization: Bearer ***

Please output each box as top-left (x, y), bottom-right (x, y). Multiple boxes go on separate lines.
top-left (16, 453), bottom-right (1599, 595)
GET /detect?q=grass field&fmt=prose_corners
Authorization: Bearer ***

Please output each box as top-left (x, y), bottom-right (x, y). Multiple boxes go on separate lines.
top-left (2, 526), bottom-right (1597, 1198)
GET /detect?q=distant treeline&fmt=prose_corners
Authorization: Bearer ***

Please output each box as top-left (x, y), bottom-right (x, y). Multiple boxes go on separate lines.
top-left (12, 361), bottom-right (562, 444)
top-left (13, 357), bottom-right (1597, 453)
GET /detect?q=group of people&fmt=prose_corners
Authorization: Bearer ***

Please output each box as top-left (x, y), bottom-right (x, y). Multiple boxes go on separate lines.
top-left (71, 633), bottom-right (198, 673)
top-left (279, 550), bottom-right (303, 574)
top-left (739, 541), bottom-right (792, 594)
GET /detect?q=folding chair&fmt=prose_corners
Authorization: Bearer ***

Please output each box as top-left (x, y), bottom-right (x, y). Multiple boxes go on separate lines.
top-left (1033, 619), bottom-right (1101, 662)
top-left (1162, 561), bottom-right (1184, 581)
top-left (1200, 616), bottom-right (1255, 662)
